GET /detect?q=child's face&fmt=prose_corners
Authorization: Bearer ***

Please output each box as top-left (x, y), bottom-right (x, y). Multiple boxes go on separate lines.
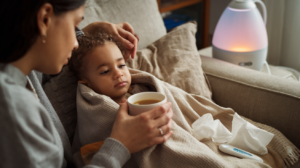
top-left (81, 42), bottom-right (131, 100)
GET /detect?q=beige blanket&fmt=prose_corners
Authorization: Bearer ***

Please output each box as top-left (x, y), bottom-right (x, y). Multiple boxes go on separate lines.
top-left (74, 68), bottom-right (299, 168)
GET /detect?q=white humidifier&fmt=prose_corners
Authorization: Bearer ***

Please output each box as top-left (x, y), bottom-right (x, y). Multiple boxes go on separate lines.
top-left (212, 0), bottom-right (268, 71)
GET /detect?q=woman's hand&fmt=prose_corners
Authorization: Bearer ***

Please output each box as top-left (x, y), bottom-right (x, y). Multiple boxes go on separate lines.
top-left (82, 21), bottom-right (139, 60)
top-left (110, 99), bottom-right (173, 154)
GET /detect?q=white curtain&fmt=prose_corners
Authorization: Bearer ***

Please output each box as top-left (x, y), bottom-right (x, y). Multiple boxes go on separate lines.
top-left (262, 0), bottom-right (300, 71)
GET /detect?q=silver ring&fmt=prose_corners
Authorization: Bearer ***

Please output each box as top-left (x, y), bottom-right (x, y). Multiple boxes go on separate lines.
top-left (158, 128), bottom-right (164, 136)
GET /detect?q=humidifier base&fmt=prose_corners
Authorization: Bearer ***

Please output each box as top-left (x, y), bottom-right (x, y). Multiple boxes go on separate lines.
top-left (212, 46), bottom-right (268, 71)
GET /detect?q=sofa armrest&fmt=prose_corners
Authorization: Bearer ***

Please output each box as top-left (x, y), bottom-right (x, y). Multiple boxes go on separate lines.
top-left (201, 56), bottom-right (300, 149)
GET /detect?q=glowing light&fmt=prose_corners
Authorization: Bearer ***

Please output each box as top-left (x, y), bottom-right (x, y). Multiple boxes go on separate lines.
top-left (230, 47), bottom-right (252, 52)
top-left (212, 7), bottom-right (267, 52)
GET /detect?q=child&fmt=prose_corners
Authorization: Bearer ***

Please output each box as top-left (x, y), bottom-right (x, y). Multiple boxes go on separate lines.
top-left (69, 32), bottom-right (285, 168)
top-left (69, 32), bottom-right (154, 165)
top-left (69, 32), bottom-right (133, 104)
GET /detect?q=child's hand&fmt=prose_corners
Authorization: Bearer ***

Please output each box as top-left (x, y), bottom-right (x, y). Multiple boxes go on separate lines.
top-left (110, 99), bottom-right (173, 154)
top-left (82, 21), bottom-right (139, 60)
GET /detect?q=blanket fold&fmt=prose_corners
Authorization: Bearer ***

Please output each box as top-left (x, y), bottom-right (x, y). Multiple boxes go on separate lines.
top-left (73, 69), bottom-right (299, 168)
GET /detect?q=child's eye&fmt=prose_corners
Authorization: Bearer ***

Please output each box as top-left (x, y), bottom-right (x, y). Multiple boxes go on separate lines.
top-left (100, 70), bottom-right (109, 75)
top-left (119, 64), bottom-right (126, 68)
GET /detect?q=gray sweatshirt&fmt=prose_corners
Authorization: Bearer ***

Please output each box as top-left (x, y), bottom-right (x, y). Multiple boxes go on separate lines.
top-left (0, 63), bottom-right (130, 168)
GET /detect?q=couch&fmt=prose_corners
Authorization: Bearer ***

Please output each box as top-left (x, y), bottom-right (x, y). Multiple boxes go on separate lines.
top-left (76, 0), bottom-right (300, 167)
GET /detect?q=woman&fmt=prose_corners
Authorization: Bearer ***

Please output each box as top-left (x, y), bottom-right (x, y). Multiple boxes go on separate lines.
top-left (0, 0), bottom-right (173, 167)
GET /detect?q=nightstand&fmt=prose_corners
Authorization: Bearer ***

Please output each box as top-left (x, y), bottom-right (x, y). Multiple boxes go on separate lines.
top-left (199, 46), bottom-right (300, 81)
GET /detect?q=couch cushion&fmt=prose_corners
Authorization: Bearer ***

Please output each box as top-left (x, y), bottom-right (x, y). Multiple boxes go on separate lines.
top-left (201, 56), bottom-right (300, 166)
top-left (127, 22), bottom-right (212, 100)
top-left (79, 0), bottom-right (166, 50)
top-left (201, 56), bottom-right (300, 149)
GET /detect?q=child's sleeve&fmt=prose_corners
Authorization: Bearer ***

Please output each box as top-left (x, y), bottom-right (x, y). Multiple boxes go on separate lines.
top-left (81, 141), bottom-right (104, 165)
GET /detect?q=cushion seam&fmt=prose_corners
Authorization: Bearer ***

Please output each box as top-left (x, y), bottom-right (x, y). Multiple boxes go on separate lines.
top-left (205, 72), bottom-right (300, 100)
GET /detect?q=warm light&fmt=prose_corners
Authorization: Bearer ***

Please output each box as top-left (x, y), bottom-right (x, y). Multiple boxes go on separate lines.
top-left (212, 7), bottom-right (267, 51)
top-left (212, 0), bottom-right (269, 71)
top-left (230, 47), bottom-right (252, 52)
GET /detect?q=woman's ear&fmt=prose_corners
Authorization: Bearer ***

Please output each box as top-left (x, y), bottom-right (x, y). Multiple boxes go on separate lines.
top-left (36, 3), bottom-right (54, 37)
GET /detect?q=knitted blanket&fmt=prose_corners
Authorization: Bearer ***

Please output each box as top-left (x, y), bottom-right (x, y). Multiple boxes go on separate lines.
top-left (74, 69), bottom-right (299, 168)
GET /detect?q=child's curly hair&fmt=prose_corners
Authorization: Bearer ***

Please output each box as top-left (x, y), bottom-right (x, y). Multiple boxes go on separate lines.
top-left (68, 32), bottom-right (128, 79)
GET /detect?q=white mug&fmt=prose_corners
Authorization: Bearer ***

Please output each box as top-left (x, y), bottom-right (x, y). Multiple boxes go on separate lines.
top-left (127, 92), bottom-right (167, 116)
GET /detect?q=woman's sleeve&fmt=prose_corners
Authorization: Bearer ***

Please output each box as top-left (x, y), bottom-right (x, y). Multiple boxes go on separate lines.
top-left (0, 83), bottom-right (64, 168)
top-left (83, 138), bottom-right (131, 168)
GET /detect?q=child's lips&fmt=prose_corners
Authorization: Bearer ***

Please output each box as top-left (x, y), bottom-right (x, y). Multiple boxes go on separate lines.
top-left (115, 81), bottom-right (127, 88)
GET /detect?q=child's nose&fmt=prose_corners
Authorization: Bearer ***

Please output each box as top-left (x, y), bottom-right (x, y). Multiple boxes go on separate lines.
top-left (114, 70), bottom-right (124, 79)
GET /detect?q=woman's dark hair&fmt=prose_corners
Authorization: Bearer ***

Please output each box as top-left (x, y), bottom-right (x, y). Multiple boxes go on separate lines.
top-left (69, 32), bottom-right (128, 80)
top-left (0, 0), bottom-right (86, 63)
